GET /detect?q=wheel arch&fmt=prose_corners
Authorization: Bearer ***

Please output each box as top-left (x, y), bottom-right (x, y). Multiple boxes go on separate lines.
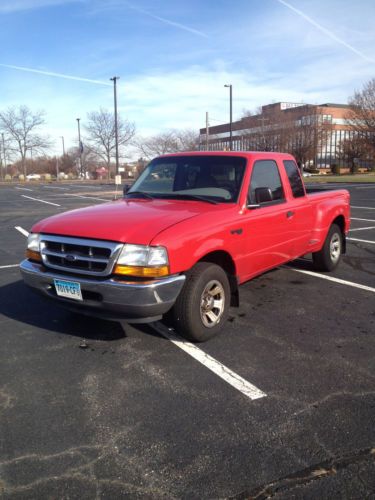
top-left (197, 250), bottom-right (239, 307)
top-left (331, 215), bottom-right (346, 253)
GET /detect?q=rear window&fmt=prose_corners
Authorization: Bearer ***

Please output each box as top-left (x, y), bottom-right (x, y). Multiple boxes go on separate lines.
top-left (283, 160), bottom-right (305, 198)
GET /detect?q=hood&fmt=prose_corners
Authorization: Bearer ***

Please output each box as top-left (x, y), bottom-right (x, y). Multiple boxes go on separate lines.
top-left (32, 198), bottom-right (209, 245)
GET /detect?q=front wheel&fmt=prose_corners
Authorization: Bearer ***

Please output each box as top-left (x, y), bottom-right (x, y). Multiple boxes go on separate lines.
top-left (172, 262), bottom-right (230, 342)
top-left (312, 223), bottom-right (343, 272)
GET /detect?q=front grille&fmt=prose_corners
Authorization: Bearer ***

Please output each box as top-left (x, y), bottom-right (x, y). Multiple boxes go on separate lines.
top-left (40, 235), bottom-right (123, 276)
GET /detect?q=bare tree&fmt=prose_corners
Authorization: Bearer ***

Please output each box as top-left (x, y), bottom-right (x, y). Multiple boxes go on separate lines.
top-left (337, 135), bottom-right (370, 174)
top-left (84, 108), bottom-right (135, 178)
top-left (0, 106), bottom-right (51, 177)
top-left (175, 129), bottom-right (200, 151)
top-left (136, 129), bottom-right (200, 159)
top-left (347, 78), bottom-right (375, 153)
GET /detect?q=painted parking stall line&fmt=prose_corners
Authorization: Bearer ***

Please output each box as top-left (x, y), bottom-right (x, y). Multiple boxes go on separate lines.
top-left (15, 226), bottom-right (29, 237)
top-left (351, 206), bottom-right (375, 210)
top-left (0, 264), bottom-right (19, 269)
top-left (351, 218), bottom-right (375, 222)
top-left (64, 194), bottom-right (109, 202)
top-left (349, 226), bottom-right (375, 232)
top-left (152, 322), bottom-right (267, 401)
top-left (347, 237), bottom-right (375, 245)
top-left (15, 187), bottom-right (33, 191)
top-left (288, 268), bottom-right (375, 293)
top-left (21, 195), bottom-right (61, 207)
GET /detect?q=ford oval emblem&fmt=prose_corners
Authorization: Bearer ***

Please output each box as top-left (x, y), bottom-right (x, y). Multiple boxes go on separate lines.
top-left (65, 254), bottom-right (77, 262)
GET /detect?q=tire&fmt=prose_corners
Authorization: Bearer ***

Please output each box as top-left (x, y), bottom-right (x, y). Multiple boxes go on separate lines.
top-left (172, 262), bottom-right (230, 342)
top-left (312, 223), bottom-right (343, 272)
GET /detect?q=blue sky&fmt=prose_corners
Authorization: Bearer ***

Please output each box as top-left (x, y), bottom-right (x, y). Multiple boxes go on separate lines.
top-left (1, 0), bottom-right (375, 158)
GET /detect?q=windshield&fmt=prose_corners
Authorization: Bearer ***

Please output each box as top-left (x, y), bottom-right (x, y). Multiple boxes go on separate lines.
top-left (127, 155), bottom-right (246, 203)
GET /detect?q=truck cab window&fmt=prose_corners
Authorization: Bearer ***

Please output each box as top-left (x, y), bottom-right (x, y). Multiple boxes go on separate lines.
top-left (248, 160), bottom-right (285, 205)
top-left (283, 160), bottom-right (305, 198)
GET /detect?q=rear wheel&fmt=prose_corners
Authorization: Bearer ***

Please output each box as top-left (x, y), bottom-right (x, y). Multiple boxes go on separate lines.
top-left (172, 262), bottom-right (230, 342)
top-left (312, 223), bottom-right (343, 271)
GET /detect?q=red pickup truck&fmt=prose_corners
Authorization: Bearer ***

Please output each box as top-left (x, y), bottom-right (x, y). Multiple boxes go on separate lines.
top-left (20, 152), bottom-right (350, 341)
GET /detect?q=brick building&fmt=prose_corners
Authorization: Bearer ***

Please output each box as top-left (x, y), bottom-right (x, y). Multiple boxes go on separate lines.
top-left (199, 102), bottom-right (364, 170)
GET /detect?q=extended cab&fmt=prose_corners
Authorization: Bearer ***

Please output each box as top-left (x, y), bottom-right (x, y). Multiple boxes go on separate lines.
top-left (20, 152), bottom-right (350, 341)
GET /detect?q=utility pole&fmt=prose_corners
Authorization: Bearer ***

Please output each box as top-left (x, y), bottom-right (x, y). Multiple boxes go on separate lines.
top-left (0, 142), bottom-right (3, 181)
top-left (206, 112), bottom-right (210, 151)
top-left (1, 133), bottom-right (6, 176)
top-left (110, 76), bottom-right (120, 176)
top-left (224, 84), bottom-right (233, 151)
top-left (76, 118), bottom-right (82, 176)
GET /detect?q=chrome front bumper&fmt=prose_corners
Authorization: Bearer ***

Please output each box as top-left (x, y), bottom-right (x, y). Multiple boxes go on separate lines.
top-left (20, 259), bottom-right (186, 323)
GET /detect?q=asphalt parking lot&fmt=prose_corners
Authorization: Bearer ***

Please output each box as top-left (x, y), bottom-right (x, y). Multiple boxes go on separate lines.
top-left (0, 181), bottom-right (374, 499)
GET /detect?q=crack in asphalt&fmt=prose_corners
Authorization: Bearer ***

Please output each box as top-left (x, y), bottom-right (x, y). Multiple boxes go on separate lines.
top-left (232, 447), bottom-right (375, 499)
top-left (0, 442), bottom-right (170, 497)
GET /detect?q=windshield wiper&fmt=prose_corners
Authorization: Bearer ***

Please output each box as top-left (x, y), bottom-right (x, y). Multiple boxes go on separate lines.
top-left (126, 191), bottom-right (154, 200)
top-left (161, 194), bottom-right (219, 205)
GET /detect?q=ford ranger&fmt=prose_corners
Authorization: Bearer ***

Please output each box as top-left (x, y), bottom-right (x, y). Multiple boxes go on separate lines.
top-left (20, 152), bottom-right (350, 341)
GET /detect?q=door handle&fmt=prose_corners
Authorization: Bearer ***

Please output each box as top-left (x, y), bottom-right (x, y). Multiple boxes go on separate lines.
top-left (286, 211), bottom-right (295, 218)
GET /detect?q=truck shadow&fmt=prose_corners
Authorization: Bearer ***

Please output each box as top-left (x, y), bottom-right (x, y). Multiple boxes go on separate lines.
top-left (0, 279), bottom-right (126, 341)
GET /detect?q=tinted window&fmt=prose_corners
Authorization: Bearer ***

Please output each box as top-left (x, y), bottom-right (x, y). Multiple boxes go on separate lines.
top-left (283, 160), bottom-right (305, 198)
top-left (248, 160), bottom-right (285, 205)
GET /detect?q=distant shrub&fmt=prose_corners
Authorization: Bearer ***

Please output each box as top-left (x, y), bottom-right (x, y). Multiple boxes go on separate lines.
top-left (44, 173), bottom-right (51, 181)
top-left (4, 174), bottom-right (11, 182)
top-left (18, 174), bottom-right (25, 181)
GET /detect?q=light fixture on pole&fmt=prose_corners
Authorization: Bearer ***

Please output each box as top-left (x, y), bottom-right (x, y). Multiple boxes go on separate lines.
top-left (110, 76), bottom-right (120, 176)
top-left (224, 84), bottom-right (233, 151)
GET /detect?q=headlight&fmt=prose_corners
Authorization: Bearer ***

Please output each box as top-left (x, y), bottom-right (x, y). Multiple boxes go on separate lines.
top-left (114, 244), bottom-right (169, 278)
top-left (26, 233), bottom-right (42, 261)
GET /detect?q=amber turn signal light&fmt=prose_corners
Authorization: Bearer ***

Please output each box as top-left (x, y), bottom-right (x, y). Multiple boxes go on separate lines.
top-left (26, 249), bottom-right (42, 262)
top-left (113, 264), bottom-right (169, 278)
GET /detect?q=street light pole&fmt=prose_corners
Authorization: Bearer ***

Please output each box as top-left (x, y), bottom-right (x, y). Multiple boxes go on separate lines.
top-left (61, 136), bottom-right (65, 156)
top-left (1, 133), bottom-right (6, 176)
top-left (76, 118), bottom-right (82, 176)
top-left (224, 84), bottom-right (233, 151)
top-left (110, 76), bottom-right (120, 176)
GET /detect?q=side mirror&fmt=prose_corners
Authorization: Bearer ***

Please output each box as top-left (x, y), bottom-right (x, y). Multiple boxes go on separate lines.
top-left (123, 184), bottom-right (131, 196)
top-left (255, 187), bottom-right (273, 204)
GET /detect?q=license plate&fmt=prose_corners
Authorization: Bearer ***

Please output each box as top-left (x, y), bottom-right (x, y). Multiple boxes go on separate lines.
top-left (54, 279), bottom-right (83, 301)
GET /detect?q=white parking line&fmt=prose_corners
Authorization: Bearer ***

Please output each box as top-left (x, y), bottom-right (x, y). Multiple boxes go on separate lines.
top-left (151, 322), bottom-right (266, 401)
top-left (64, 194), bottom-right (109, 202)
top-left (15, 226), bottom-right (29, 237)
top-left (351, 218), bottom-right (375, 222)
top-left (347, 237), bottom-right (375, 245)
top-left (351, 206), bottom-right (375, 210)
top-left (349, 226), bottom-right (375, 232)
top-left (43, 186), bottom-right (69, 190)
top-left (15, 187), bottom-right (33, 191)
top-left (0, 264), bottom-right (19, 269)
top-left (289, 268), bottom-right (375, 293)
top-left (21, 195), bottom-right (61, 207)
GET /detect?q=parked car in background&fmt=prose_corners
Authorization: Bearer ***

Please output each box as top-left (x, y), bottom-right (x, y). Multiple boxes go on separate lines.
top-left (26, 174), bottom-right (41, 181)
